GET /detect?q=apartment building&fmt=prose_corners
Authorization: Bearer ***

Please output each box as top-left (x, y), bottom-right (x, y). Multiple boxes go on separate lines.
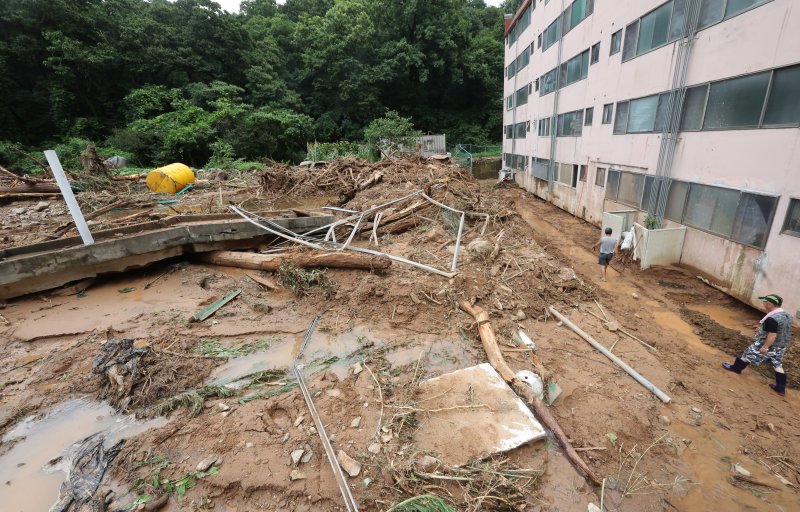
top-left (502, 0), bottom-right (800, 316)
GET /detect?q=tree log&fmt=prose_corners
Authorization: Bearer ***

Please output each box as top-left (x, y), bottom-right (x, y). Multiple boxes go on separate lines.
top-left (459, 301), bottom-right (602, 486)
top-left (198, 250), bottom-right (392, 271)
top-left (0, 183), bottom-right (61, 194)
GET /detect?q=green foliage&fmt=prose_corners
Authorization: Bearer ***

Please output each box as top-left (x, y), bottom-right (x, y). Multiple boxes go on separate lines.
top-left (130, 453), bottom-right (220, 503)
top-left (363, 110), bottom-right (421, 147)
top-left (0, 0), bottom-right (504, 165)
top-left (277, 261), bottom-right (336, 298)
top-left (388, 495), bottom-right (456, 512)
top-left (154, 384), bottom-right (236, 417)
top-left (196, 337), bottom-right (276, 358)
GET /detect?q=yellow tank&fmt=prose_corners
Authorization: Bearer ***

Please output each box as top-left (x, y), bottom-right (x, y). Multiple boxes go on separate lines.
top-left (146, 163), bottom-right (195, 194)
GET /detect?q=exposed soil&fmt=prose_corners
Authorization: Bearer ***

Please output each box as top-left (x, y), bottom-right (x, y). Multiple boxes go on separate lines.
top-left (1, 159), bottom-right (798, 511)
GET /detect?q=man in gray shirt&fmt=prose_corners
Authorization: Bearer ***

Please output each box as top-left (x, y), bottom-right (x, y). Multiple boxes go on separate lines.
top-left (592, 227), bottom-right (617, 281)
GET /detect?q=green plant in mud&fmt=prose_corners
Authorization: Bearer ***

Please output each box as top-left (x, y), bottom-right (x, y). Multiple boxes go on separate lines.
top-left (238, 380), bottom-right (298, 405)
top-left (277, 261), bottom-right (336, 298)
top-left (196, 337), bottom-right (277, 358)
top-left (388, 495), bottom-right (455, 512)
top-left (129, 454), bottom-right (220, 503)
top-left (153, 384), bottom-right (235, 416)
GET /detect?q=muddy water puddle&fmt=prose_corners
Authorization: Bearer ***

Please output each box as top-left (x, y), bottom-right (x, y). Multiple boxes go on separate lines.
top-left (651, 310), bottom-right (719, 355)
top-left (0, 399), bottom-right (167, 512)
top-left (686, 303), bottom-right (760, 337)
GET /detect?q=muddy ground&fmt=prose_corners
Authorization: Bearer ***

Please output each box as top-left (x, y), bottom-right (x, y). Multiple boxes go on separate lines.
top-left (1, 159), bottom-right (799, 512)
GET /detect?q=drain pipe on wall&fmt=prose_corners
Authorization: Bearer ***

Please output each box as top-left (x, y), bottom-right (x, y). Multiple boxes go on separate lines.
top-left (547, 0), bottom-right (566, 198)
top-left (43, 150), bottom-right (94, 246)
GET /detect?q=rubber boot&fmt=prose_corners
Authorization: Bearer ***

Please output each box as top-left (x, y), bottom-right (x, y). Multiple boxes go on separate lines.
top-left (769, 372), bottom-right (787, 396)
top-left (722, 357), bottom-right (749, 374)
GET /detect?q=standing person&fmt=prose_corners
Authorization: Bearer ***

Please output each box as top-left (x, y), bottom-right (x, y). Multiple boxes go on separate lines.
top-left (723, 294), bottom-right (793, 396)
top-left (592, 227), bottom-right (617, 281)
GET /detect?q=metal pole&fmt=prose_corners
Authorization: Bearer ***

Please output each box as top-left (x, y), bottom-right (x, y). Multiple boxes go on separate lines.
top-left (44, 150), bottom-right (94, 246)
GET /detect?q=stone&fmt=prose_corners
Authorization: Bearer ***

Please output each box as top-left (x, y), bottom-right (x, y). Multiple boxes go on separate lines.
top-left (196, 455), bottom-right (220, 472)
top-left (732, 463), bottom-right (751, 477)
top-left (34, 201), bottom-right (50, 212)
top-left (351, 362), bottom-right (363, 376)
top-left (281, 433), bottom-right (290, 443)
top-left (691, 407), bottom-right (701, 414)
top-left (513, 310), bottom-right (527, 321)
top-left (290, 470), bottom-right (307, 481)
top-left (326, 388), bottom-right (342, 398)
top-left (588, 504), bottom-right (602, 512)
top-left (362, 478), bottom-right (372, 488)
top-left (418, 455), bottom-right (439, 471)
top-left (658, 415), bottom-right (671, 427)
top-left (220, 411), bottom-right (230, 418)
top-left (301, 447), bottom-right (313, 464)
top-left (766, 422), bottom-right (775, 432)
top-left (381, 432), bottom-right (393, 444)
top-left (774, 474), bottom-right (793, 487)
top-left (217, 402), bottom-right (231, 412)
top-left (368, 443), bottom-right (381, 454)
top-left (632, 292), bottom-right (640, 299)
top-left (11, 207), bottom-right (25, 215)
top-left (466, 238), bottom-right (494, 258)
top-left (291, 449), bottom-right (305, 465)
top-left (294, 415), bottom-right (305, 427)
top-left (336, 450), bottom-right (361, 477)
top-left (246, 442), bottom-right (254, 448)
top-left (351, 416), bottom-right (362, 428)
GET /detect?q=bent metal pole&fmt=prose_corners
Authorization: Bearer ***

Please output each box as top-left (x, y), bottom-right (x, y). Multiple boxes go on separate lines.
top-left (548, 306), bottom-right (671, 403)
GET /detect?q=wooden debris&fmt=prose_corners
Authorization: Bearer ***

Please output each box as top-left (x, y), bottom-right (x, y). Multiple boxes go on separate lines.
top-left (191, 289), bottom-right (242, 322)
top-left (198, 250), bottom-right (392, 271)
top-left (459, 301), bottom-right (602, 486)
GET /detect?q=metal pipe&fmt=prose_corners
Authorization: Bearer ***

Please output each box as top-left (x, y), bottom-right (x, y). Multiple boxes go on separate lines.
top-left (548, 306), bottom-right (671, 403)
top-left (44, 150), bottom-right (94, 246)
top-left (450, 212), bottom-right (466, 272)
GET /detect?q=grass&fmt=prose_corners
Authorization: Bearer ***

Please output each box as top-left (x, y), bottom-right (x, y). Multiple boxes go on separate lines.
top-left (388, 495), bottom-right (455, 512)
top-left (277, 261), bottom-right (336, 298)
top-left (154, 384), bottom-right (235, 416)
top-left (196, 337), bottom-right (276, 358)
top-left (238, 381), bottom-right (298, 405)
top-left (129, 453), bottom-right (220, 504)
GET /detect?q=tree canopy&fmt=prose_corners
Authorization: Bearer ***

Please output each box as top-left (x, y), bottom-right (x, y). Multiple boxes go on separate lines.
top-left (0, 0), bottom-right (505, 168)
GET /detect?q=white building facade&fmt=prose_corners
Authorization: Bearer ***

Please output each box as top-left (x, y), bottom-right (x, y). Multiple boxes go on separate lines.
top-left (503, 0), bottom-right (800, 316)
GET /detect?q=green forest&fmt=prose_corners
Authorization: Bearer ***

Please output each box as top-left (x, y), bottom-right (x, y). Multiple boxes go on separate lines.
top-left (0, 0), bottom-right (514, 171)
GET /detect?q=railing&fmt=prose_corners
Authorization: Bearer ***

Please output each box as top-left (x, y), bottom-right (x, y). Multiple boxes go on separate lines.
top-left (453, 144), bottom-right (501, 172)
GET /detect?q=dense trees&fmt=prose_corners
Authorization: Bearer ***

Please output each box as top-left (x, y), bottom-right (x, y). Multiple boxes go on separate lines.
top-left (0, 0), bottom-right (505, 168)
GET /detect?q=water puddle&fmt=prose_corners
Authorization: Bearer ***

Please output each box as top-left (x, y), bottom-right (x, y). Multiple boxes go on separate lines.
top-left (0, 399), bottom-right (167, 512)
top-left (210, 326), bottom-right (382, 384)
top-left (686, 303), bottom-right (760, 337)
top-left (651, 310), bottom-right (718, 355)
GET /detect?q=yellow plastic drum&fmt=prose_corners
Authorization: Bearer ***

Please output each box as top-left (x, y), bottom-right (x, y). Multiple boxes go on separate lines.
top-left (146, 163), bottom-right (195, 194)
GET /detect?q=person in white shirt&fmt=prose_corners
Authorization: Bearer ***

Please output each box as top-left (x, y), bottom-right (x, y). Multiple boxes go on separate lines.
top-left (591, 227), bottom-right (617, 282)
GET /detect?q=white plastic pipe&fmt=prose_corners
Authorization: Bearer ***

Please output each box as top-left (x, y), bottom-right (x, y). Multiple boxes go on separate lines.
top-left (44, 150), bottom-right (94, 246)
top-left (548, 306), bottom-right (671, 403)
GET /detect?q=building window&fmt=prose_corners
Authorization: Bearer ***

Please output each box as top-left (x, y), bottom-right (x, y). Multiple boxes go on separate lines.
top-left (590, 42), bottom-right (600, 64)
top-left (703, 71), bottom-right (770, 129)
top-left (542, 0), bottom-right (594, 51)
top-left (684, 184), bottom-right (741, 238)
top-left (613, 101), bottom-right (629, 134)
top-left (782, 198), bottom-right (800, 237)
top-left (606, 170), bottom-right (621, 200)
top-left (622, 20), bottom-right (639, 60)
top-left (764, 64), bottom-right (800, 125)
top-left (664, 180), bottom-right (690, 222)
top-left (557, 109), bottom-right (584, 137)
top-left (506, 95), bottom-right (514, 110)
top-left (595, 167), bottom-right (606, 187)
top-left (610, 30), bottom-right (622, 55)
top-left (617, 172), bottom-right (647, 207)
top-left (725, 0), bottom-right (770, 19)
top-left (558, 163), bottom-right (576, 187)
top-left (540, 68), bottom-right (558, 95)
top-left (579, 165), bottom-right (587, 182)
top-left (505, 125), bottom-right (513, 139)
top-left (515, 122), bottom-right (527, 139)
top-left (537, 34), bottom-right (542, 48)
top-left (637, 2), bottom-right (673, 55)
top-left (627, 95), bottom-right (660, 132)
top-left (516, 85), bottom-right (530, 107)
top-left (732, 192), bottom-right (778, 248)
top-left (508, 5), bottom-right (532, 47)
top-left (679, 85), bottom-right (708, 130)
top-left (542, 48), bottom-right (590, 96)
top-left (602, 104), bottom-right (614, 124)
top-left (584, 107), bottom-right (594, 125)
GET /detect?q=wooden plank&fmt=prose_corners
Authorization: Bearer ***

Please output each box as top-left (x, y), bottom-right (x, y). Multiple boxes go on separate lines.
top-left (191, 289), bottom-right (242, 322)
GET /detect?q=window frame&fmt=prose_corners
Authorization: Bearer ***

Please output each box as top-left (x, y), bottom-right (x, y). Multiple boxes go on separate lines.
top-left (595, 167), bottom-right (606, 187)
top-left (602, 103), bottom-right (614, 124)
top-left (610, 30), bottom-right (622, 55)
top-left (590, 42), bottom-right (600, 64)
top-left (585, 107), bottom-right (594, 125)
top-left (782, 198), bottom-right (800, 238)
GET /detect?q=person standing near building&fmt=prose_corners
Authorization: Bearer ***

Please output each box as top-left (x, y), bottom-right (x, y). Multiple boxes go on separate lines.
top-left (723, 294), bottom-right (793, 396)
top-left (592, 227), bottom-right (617, 281)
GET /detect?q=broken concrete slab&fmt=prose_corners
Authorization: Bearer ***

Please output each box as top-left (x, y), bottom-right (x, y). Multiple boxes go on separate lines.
top-left (0, 213), bottom-right (333, 299)
top-left (412, 363), bottom-right (546, 466)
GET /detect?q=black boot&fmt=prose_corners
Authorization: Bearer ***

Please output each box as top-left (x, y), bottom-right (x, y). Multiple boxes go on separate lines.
top-left (769, 372), bottom-right (787, 396)
top-left (722, 357), bottom-right (749, 374)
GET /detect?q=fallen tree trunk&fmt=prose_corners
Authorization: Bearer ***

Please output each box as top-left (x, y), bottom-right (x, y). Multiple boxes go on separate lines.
top-left (0, 182), bottom-right (61, 194)
top-left (198, 250), bottom-right (392, 271)
top-left (459, 301), bottom-right (602, 486)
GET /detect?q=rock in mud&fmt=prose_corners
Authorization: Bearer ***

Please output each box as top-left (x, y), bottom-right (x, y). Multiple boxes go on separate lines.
top-left (368, 443), bottom-right (381, 454)
top-left (301, 446), bottom-right (313, 464)
top-left (289, 470), bottom-right (307, 481)
top-left (326, 388), bottom-right (342, 398)
top-left (351, 416), bottom-right (361, 428)
top-left (294, 415), bottom-right (305, 427)
top-left (217, 402), bottom-right (231, 412)
top-left (197, 455), bottom-right (220, 471)
top-left (658, 415), bottom-right (671, 427)
top-left (418, 455), bottom-right (439, 471)
top-left (351, 362), bottom-right (363, 376)
top-left (732, 463), bottom-right (751, 477)
top-left (466, 238), bottom-right (493, 258)
top-left (336, 450), bottom-right (361, 477)
top-left (291, 449), bottom-right (304, 465)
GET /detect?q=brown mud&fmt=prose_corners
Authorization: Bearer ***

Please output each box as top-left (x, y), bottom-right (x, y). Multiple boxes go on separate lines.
top-left (0, 160), bottom-right (798, 511)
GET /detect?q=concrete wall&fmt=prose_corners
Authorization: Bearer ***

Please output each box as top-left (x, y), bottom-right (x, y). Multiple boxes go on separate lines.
top-left (505, 0), bottom-right (800, 315)
top-left (636, 224), bottom-right (687, 270)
